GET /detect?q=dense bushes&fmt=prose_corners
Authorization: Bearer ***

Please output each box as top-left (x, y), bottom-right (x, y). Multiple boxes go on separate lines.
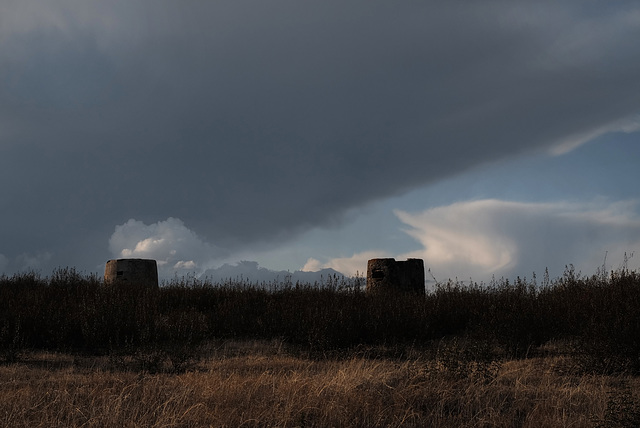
top-left (2, 266), bottom-right (640, 373)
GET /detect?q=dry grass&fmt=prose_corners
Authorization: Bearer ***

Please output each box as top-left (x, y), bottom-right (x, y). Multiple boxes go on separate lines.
top-left (1, 342), bottom-right (637, 427)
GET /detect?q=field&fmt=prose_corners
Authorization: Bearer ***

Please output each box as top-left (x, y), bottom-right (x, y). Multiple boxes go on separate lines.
top-left (1, 266), bottom-right (640, 426)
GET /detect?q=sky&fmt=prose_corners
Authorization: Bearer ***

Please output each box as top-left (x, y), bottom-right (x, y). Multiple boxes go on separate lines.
top-left (1, 1), bottom-right (640, 284)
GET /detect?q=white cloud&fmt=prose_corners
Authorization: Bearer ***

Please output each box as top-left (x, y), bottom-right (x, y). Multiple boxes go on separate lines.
top-left (174, 260), bottom-right (196, 270)
top-left (301, 257), bottom-right (323, 272)
top-left (109, 217), bottom-right (225, 278)
top-left (397, 202), bottom-right (516, 273)
top-left (394, 199), bottom-right (640, 282)
top-left (549, 116), bottom-right (640, 156)
top-left (302, 250), bottom-right (391, 277)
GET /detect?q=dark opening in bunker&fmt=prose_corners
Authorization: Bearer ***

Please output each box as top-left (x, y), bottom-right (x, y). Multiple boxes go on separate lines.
top-left (371, 270), bottom-right (385, 279)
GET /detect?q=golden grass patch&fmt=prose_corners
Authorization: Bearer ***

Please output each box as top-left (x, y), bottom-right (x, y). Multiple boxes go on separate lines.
top-left (1, 344), bottom-right (636, 427)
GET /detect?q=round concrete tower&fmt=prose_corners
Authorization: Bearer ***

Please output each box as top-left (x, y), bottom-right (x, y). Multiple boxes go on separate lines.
top-left (366, 258), bottom-right (425, 294)
top-left (104, 259), bottom-right (159, 289)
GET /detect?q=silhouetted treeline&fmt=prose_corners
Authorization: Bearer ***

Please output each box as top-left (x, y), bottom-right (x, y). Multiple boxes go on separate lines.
top-left (1, 266), bottom-right (639, 374)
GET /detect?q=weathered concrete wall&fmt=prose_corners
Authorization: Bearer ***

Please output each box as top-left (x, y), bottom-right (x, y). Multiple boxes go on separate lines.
top-left (104, 258), bottom-right (159, 289)
top-left (366, 258), bottom-right (425, 294)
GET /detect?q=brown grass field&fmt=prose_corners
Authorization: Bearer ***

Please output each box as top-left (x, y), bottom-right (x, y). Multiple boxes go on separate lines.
top-left (3, 267), bottom-right (640, 426)
top-left (1, 340), bottom-right (639, 428)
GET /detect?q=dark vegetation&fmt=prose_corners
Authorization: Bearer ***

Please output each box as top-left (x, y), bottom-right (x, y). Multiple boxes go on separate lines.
top-left (1, 265), bottom-right (639, 375)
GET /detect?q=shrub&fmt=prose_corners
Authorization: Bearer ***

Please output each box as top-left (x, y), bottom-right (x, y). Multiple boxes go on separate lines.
top-left (1, 265), bottom-right (639, 370)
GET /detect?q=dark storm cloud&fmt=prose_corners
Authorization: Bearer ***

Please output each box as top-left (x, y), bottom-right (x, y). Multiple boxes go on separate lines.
top-left (1, 1), bottom-right (640, 272)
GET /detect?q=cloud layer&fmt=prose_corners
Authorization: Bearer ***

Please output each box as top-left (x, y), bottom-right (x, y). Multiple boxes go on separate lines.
top-left (314, 199), bottom-right (640, 282)
top-left (1, 2), bottom-right (640, 274)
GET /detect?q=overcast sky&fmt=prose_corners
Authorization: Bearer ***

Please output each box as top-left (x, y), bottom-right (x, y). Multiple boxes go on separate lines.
top-left (2, 1), bottom-right (639, 283)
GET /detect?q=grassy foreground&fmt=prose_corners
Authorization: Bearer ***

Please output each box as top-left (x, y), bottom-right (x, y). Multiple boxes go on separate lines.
top-left (2, 341), bottom-right (639, 427)
top-left (1, 266), bottom-right (640, 426)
